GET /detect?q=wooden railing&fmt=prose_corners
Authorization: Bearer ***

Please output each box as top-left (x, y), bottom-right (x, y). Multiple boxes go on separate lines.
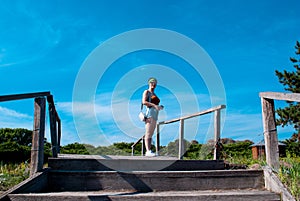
top-left (0, 92), bottom-right (61, 175)
top-left (132, 105), bottom-right (226, 159)
top-left (260, 92), bottom-right (300, 170)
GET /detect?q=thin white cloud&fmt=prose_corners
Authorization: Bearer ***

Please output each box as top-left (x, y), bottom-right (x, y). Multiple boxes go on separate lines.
top-left (221, 111), bottom-right (262, 141)
top-left (0, 106), bottom-right (31, 119)
top-left (57, 101), bottom-right (111, 120)
top-left (0, 106), bottom-right (32, 129)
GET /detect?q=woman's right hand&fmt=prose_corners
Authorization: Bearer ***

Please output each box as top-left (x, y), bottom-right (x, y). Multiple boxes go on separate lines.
top-left (154, 105), bottom-right (163, 111)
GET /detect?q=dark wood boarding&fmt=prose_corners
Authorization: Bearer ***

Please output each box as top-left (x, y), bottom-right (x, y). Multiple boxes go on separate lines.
top-left (48, 154), bottom-right (225, 172)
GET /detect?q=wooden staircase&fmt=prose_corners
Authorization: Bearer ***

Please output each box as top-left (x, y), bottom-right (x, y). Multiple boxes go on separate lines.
top-left (2, 92), bottom-right (298, 200)
top-left (1, 154), bottom-right (280, 201)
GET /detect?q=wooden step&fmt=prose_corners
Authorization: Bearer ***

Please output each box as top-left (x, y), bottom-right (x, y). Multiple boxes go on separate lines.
top-left (0, 154), bottom-right (281, 201)
top-left (8, 189), bottom-right (281, 201)
top-left (48, 154), bottom-right (225, 171)
top-left (47, 170), bottom-right (264, 192)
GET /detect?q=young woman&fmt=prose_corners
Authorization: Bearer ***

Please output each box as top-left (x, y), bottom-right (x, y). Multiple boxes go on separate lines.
top-left (142, 77), bottom-right (163, 156)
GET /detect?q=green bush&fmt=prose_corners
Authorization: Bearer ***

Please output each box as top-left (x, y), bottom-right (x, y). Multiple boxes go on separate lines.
top-left (184, 143), bottom-right (202, 159)
top-left (0, 128), bottom-right (32, 146)
top-left (60, 142), bottom-right (89, 155)
top-left (0, 128), bottom-right (33, 162)
top-left (0, 128), bottom-right (52, 162)
top-left (222, 141), bottom-right (253, 159)
top-left (0, 142), bottom-right (31, 162)
top-left (283, 140), bottom-right (300, 157)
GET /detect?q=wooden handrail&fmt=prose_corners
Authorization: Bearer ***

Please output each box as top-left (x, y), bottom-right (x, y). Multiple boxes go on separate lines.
top-left (0, 91), bottom-right (51, 102)
top-left (47, 95), bottom-right (60, 157)
top-left (158, 105), bottom-right (226, 125)
top-left (0, 91), bottom-right (61, 175)
top-left (260, 92), bottom-right (300, 102)
top-left (259, 92), bottom-right (300, 170)
top-left (131, 104), bottom-right (226, 159)
top-left (131, 135), bottom-right (145, 156)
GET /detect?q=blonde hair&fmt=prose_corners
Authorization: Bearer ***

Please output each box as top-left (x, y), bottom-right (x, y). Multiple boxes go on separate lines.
top-left (148, 77), bottom-right (157, 83)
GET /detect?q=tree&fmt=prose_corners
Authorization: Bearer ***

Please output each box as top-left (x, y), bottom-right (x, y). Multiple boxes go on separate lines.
top-left (275, 41), bottom-right (300, 142)
top-left (0, 128), bottom-right (32, 161)
top-left (60, 142), bottom-right (89, 155)
top-left (0, 128), bottom-right (51, 161)
top-left (0, 128), bottom-right (32, 146)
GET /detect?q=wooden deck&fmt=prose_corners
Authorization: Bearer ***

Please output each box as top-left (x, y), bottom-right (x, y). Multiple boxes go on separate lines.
top-left (57, 154), bottom-right (178, 160)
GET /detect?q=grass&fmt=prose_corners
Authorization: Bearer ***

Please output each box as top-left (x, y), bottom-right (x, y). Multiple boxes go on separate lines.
top-left (0, 161), bottom-right (30, 192)
top-left (224, 155), bottom-right (267, 167)
top-left (225, 155), bottom-right (300, 201)
top-left (278, 156), bottom-right (300, 201)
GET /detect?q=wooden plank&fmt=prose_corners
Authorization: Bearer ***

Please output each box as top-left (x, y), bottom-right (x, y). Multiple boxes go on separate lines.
top-left (141, 137), bottom-right (145, 156)
top-left (182, 105), bottom-right (226, 121)
top-left (131, 135), bottom-right (144, 147)
top-left (0, 91), bottom-right (50, 102)
top-left (47, 95), bottom-right (61, 154)
top-left (159, 105), bottom-right (226, 125)
top-left (30, 97), bottom-right (46, 176)
top-left (260, 91), bottom-right (299, 168)
top-left (46, 94), bottom-right (55, 104)
top-left (48, 95), bottom-right (58, 158)
top-left (55, 111), bottom-right (61, 121)
top-left (179, 119), bottom-right (184, 159)
top-left (156, 124), bottom-right (160, 156)
top-left (159, 118), bottom-right (181, 125)
top-left (260, 92), bottom-right (300, 102)
top-left (57, 119), bottom-right (61, 153)
top-left (263, 166), bottom-right (296, 201)
top-left (261, 97), bottom-right (279, 169)
top-left (213, 109), bottom-right (221, 160)
top-left (131, 135), bottom-right (144, 156)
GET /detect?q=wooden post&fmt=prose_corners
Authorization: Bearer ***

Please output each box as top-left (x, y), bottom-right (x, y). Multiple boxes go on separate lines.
top-left (261, 97), bottom-right (279, 169)
top-left (141, 137), bottom-right (145, 156)
top-left (57, 117), bottom-right (61, 153)
top-left (48, 96), bottom-right (58, 158)
top-left (179, 119), bottom-right (184, 159)
top-left (156, 124), bottom-right (160, 156)
top-left (214, 109), bottom-right (221, 160)
top-left (30, 97), bottom-right (46, 176)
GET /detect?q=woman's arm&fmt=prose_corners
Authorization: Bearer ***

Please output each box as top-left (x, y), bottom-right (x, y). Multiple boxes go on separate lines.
top-left (142, 90), bottom-right (161, 110)
top-left (142, 90), bottom-right (152, 107)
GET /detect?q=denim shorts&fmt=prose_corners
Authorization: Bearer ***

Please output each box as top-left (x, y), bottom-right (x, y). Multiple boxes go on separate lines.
top-left (145, 107), bottom-right (159, 121)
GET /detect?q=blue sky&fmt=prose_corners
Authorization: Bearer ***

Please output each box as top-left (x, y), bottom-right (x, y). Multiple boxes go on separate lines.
top-left (0, 0), bottom-right (299, 147)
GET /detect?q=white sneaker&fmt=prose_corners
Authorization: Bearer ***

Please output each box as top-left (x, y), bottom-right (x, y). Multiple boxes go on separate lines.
top-left (145, 151), bottom-right (156, 157)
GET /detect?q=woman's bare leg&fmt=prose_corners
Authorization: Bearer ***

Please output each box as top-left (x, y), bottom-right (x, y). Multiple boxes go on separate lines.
top-left (145, 118), bottom-right (157, 152)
